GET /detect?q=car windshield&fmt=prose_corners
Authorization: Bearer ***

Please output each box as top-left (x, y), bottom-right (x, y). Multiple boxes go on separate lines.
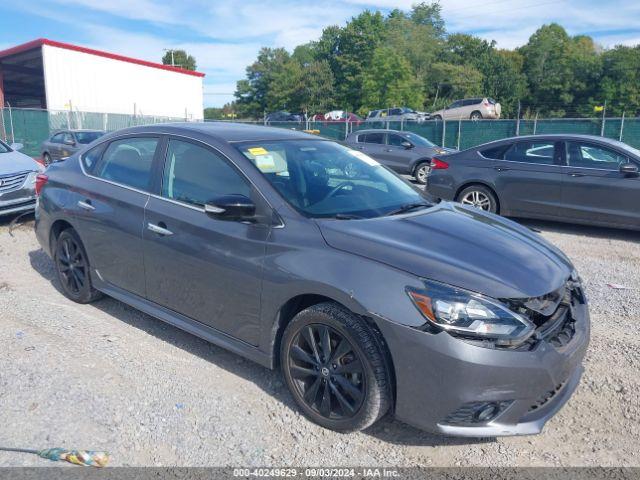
top-left (238, 140), bottom-right (429, 219)
top-left (75, 132), bottom-right (104, 144)
top-left (404, 132), bottom-right (436, 147)
top-left (0, 141), bottom-right (10, 154)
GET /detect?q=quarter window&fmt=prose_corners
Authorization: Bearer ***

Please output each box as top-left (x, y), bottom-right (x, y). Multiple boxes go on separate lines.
top-left (81, 143), bottom-right (107, 173)
top-left (504, 141), bottom-right (556, 165)
top-left (162, 139), bottom-right (251, 207)
top-left (566, 142), bottom-right (629, 170)
top-left (95, 137), bottom-right (158, 191)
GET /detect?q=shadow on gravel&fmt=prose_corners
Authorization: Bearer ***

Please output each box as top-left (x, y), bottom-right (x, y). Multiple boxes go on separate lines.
top-left (28, 247), bottom-right (491, 448)
top-left (512, 218), bottom-right (640, 243)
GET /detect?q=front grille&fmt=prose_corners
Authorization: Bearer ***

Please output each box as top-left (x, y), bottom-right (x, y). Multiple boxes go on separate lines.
top-left (0, 171), bottom-right (30, 194)
top-left (528, 381), bottom-right (566, 412)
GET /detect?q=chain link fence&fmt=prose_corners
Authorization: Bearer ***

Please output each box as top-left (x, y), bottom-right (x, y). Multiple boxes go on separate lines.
top-left (3, 107), bottom-right (640, 158)
top-left (1, 108), bottom-right (186, 157)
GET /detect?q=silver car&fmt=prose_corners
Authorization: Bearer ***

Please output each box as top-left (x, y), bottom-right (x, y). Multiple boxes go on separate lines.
top-left (366, 107), bottom-right (427, 123)
top-left (0, 140), bottom-right (44, 216)
top-left (41, 129), bottom-right (105, 165)
top-left (431, 97), bottom-right (501, 120)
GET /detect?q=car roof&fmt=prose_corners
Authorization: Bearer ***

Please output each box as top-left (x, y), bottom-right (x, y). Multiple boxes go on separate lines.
top-left (103, 122), bottom-right (321, 143)
top-left (472, 134), bottom-right (636, 151)
top-left (350, 129), bottom-right (404, 135)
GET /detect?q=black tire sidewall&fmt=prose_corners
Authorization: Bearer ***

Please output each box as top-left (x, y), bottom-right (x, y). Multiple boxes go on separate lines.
top-left (280, 303), bottom-right (390, 433)
top-left (54, 229), bottom-right (98, 303)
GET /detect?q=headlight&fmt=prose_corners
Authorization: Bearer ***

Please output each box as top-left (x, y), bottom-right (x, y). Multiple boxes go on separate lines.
top-left (407, 279), bottom-right (535, 346)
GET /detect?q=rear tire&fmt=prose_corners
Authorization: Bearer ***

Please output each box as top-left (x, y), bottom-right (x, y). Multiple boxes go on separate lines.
top-left (53, 229), bottom-right (103, 304)
top-left (432, 115), bottom-right (442, 121)
top-left (281, 302), bottom-right (392, 433)
top-left (470, 111), bottom-right (482, 120)
top-left (414, 162), bottom-right (430, 185)
top-left (456, 185), bottom-right (499, 213)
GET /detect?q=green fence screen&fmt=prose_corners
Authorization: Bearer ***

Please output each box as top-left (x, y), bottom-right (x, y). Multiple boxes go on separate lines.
top-left (2, 108), bottom-right (639, 158)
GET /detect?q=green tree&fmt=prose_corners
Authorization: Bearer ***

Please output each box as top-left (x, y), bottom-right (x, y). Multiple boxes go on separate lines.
top-left (161, 49), bottom-right (197, 71)
top-left (361, 46), bottom-right (424, 113)
top-left (410, 2), bottom-right (446, 38)
top-left (597, 45), bottom-right (640, 116)
top-left (427, 62), bottom-right (484, 109)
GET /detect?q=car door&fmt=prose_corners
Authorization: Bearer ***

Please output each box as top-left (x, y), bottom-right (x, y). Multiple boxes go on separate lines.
top-left (49, 133), bottom-right (65, 160)
top-left (560, 140), bottom-right (640, 227)
top-left (356, 132), bottom-right (387, 162)
top-left (143, 137), bottom-right (270, 346)
top-left (72, 136), bottom-right (160, 297)
top-left (378, 133), bottom-right (413, 173)
top-left (60, 133), bottom-right (76, 159)
top-left (444, 101), bottom-right (463, 120)
top-left (483, 139), bottom-right (564, 217)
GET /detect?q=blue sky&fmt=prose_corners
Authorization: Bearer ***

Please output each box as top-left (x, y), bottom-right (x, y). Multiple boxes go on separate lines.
top-left (2, 0), bottom-right (640, 107)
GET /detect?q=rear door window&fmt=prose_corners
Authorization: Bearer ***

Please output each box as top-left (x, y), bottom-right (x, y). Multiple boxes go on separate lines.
top-left (362, 133), bottom-right (385, 144)
top-left (504, 141), bottom-right (556, 165)
top-left (480, 145), bottom-right (510, 160)
top-left (95, 137), bottom-right (159, 191)
top-left (387, 134), bottom-right (408, 147)
top-left (51, 133), bottom-right (65, 143)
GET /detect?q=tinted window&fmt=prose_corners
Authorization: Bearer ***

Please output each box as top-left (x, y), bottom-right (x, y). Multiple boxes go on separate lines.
top-left (81, 143), bottom-right (107, 173)
top-left (504, 141), bottom-right (556, 165)
top-left (388, 134), bottom-right (408, 147)
top-left (566, 142), bottom-right (628, 170)
top-left (51, 133), bottom-right (65, 143)
top-left (95, 137), bottom-right (158, 191)
top-left (389, 108), bottom-right (402, 116)
top-left (75, 131), bottom-right (104, 144)
top-left (404, 132), bottom-right (435, 147)
top-left (362, 133), bottom-right (385, 144)
top-left (448, 101), bottom-right (462, 109)
top-left (63, 133), bottom-right (74, 145)
top-left (162, 139), bottom-right (250, 206)
top-left (480, 145), bottom-right (510, 160)
top-left (463, 99), bottom-right (480, 106)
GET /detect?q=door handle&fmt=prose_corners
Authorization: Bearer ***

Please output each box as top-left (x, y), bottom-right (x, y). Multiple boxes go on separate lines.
top-left (494, 166), bottom-right (510, 172)
top-left (77, 200), bottom-right (95, 211)
top-left (147, 222), bottom-right (173, 236)
top-left (567, 172), bottom-right (585, 177)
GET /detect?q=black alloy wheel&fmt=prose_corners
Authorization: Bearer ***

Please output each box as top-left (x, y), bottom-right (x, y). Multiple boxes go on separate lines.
top-left (288, 323), bottom-right (366, 420)
top-left (54, 229), bottom-right (102, 303)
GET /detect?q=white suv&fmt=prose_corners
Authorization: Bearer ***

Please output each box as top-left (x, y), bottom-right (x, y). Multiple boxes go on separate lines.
top-left (431, 98), bottom-right (501, 120)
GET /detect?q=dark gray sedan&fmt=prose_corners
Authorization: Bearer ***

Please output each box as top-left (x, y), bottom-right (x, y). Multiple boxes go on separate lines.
top-left (427, 134), bottom-right (640, 230)
top-left (35, 123), bottom-right (588, 436)
top-left (344, 129), bottom-right (454, 184)
top-left (41, 129), bottom-right (105, 165)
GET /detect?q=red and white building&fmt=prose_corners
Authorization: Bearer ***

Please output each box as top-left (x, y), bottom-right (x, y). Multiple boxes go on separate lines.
top-left (0, 38), bottom-right (205, 120)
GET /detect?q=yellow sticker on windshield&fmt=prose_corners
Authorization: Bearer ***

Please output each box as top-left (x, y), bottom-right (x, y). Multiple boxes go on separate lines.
top-left (248, 147), bottom-right (268, 156)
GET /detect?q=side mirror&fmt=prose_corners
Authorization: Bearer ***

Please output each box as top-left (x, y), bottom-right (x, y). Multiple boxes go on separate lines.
top-left (620, 163), bottom-right (639, 176)
top-left (401, 141), bottom-right (413, 149)
top-left (10, 143), bottom-right (24, 151)
top-left (205, 194), bottom-right (256, 221)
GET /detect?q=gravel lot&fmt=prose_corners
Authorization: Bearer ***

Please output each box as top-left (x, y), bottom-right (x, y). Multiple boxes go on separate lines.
top-left (0, 210), bottom-right (639, 467)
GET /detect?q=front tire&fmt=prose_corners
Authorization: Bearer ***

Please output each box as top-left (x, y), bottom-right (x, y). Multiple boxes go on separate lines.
top-left (54, 229), bottom-right (102, 304)
top-left (43, 153), bottom-right (52, 166)
top-left (281, 303), bottom-right (391, 433)
top-left (456, 185), bottom-right (499, 213)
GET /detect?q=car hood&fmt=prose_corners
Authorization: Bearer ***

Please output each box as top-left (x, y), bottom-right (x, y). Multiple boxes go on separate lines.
top-left (317, 202), bottom-right (573, 300)
top-left (0, 151), bottom-right (41, 175)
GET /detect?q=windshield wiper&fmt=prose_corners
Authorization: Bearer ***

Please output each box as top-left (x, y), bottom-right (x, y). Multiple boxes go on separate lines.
top-left (331, 213), bottom-right (364, 220)
top-left (385, 202), bottom-right (431, 216)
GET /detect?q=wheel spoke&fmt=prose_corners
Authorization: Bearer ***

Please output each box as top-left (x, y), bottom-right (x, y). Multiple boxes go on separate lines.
top-left (330, 338), bottom-right (352, 364)
top-left (290, 365), bottom-right (318, 380)
top-left (319, 381), bottom-right (331, 417)
top-left (304, 376), bottom-right (322, 404)
top-left (302, 326), bottom-right (322, 364)
top-left (330, 381), bottom-right (356, 414)
top-left (333, 374), bottom-right (363, 402)
top-left (320, 326), bottom-right (331, 361)
top-left (291, 345), bottom-right (318, 367)
top-left (334, 359), bottom-right (363, 375)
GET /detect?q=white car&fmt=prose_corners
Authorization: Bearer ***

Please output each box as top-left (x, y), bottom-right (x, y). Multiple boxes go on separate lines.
top-left (0, 140), bottom-right (44, 216)
top-left (431, 98), bottom-right (501, 120)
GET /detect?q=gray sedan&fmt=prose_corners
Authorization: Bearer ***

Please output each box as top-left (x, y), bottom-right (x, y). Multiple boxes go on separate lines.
top-left (344, 129), bottom-right (454, 184)
top-left (41, 129), bottom-right (105, 165)
top-left (35, 123), bottom-right (588, 436)
top-left (427, 134), bottom-right (640, 230)
top-left (0, 140), bottom-right (43, 216)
